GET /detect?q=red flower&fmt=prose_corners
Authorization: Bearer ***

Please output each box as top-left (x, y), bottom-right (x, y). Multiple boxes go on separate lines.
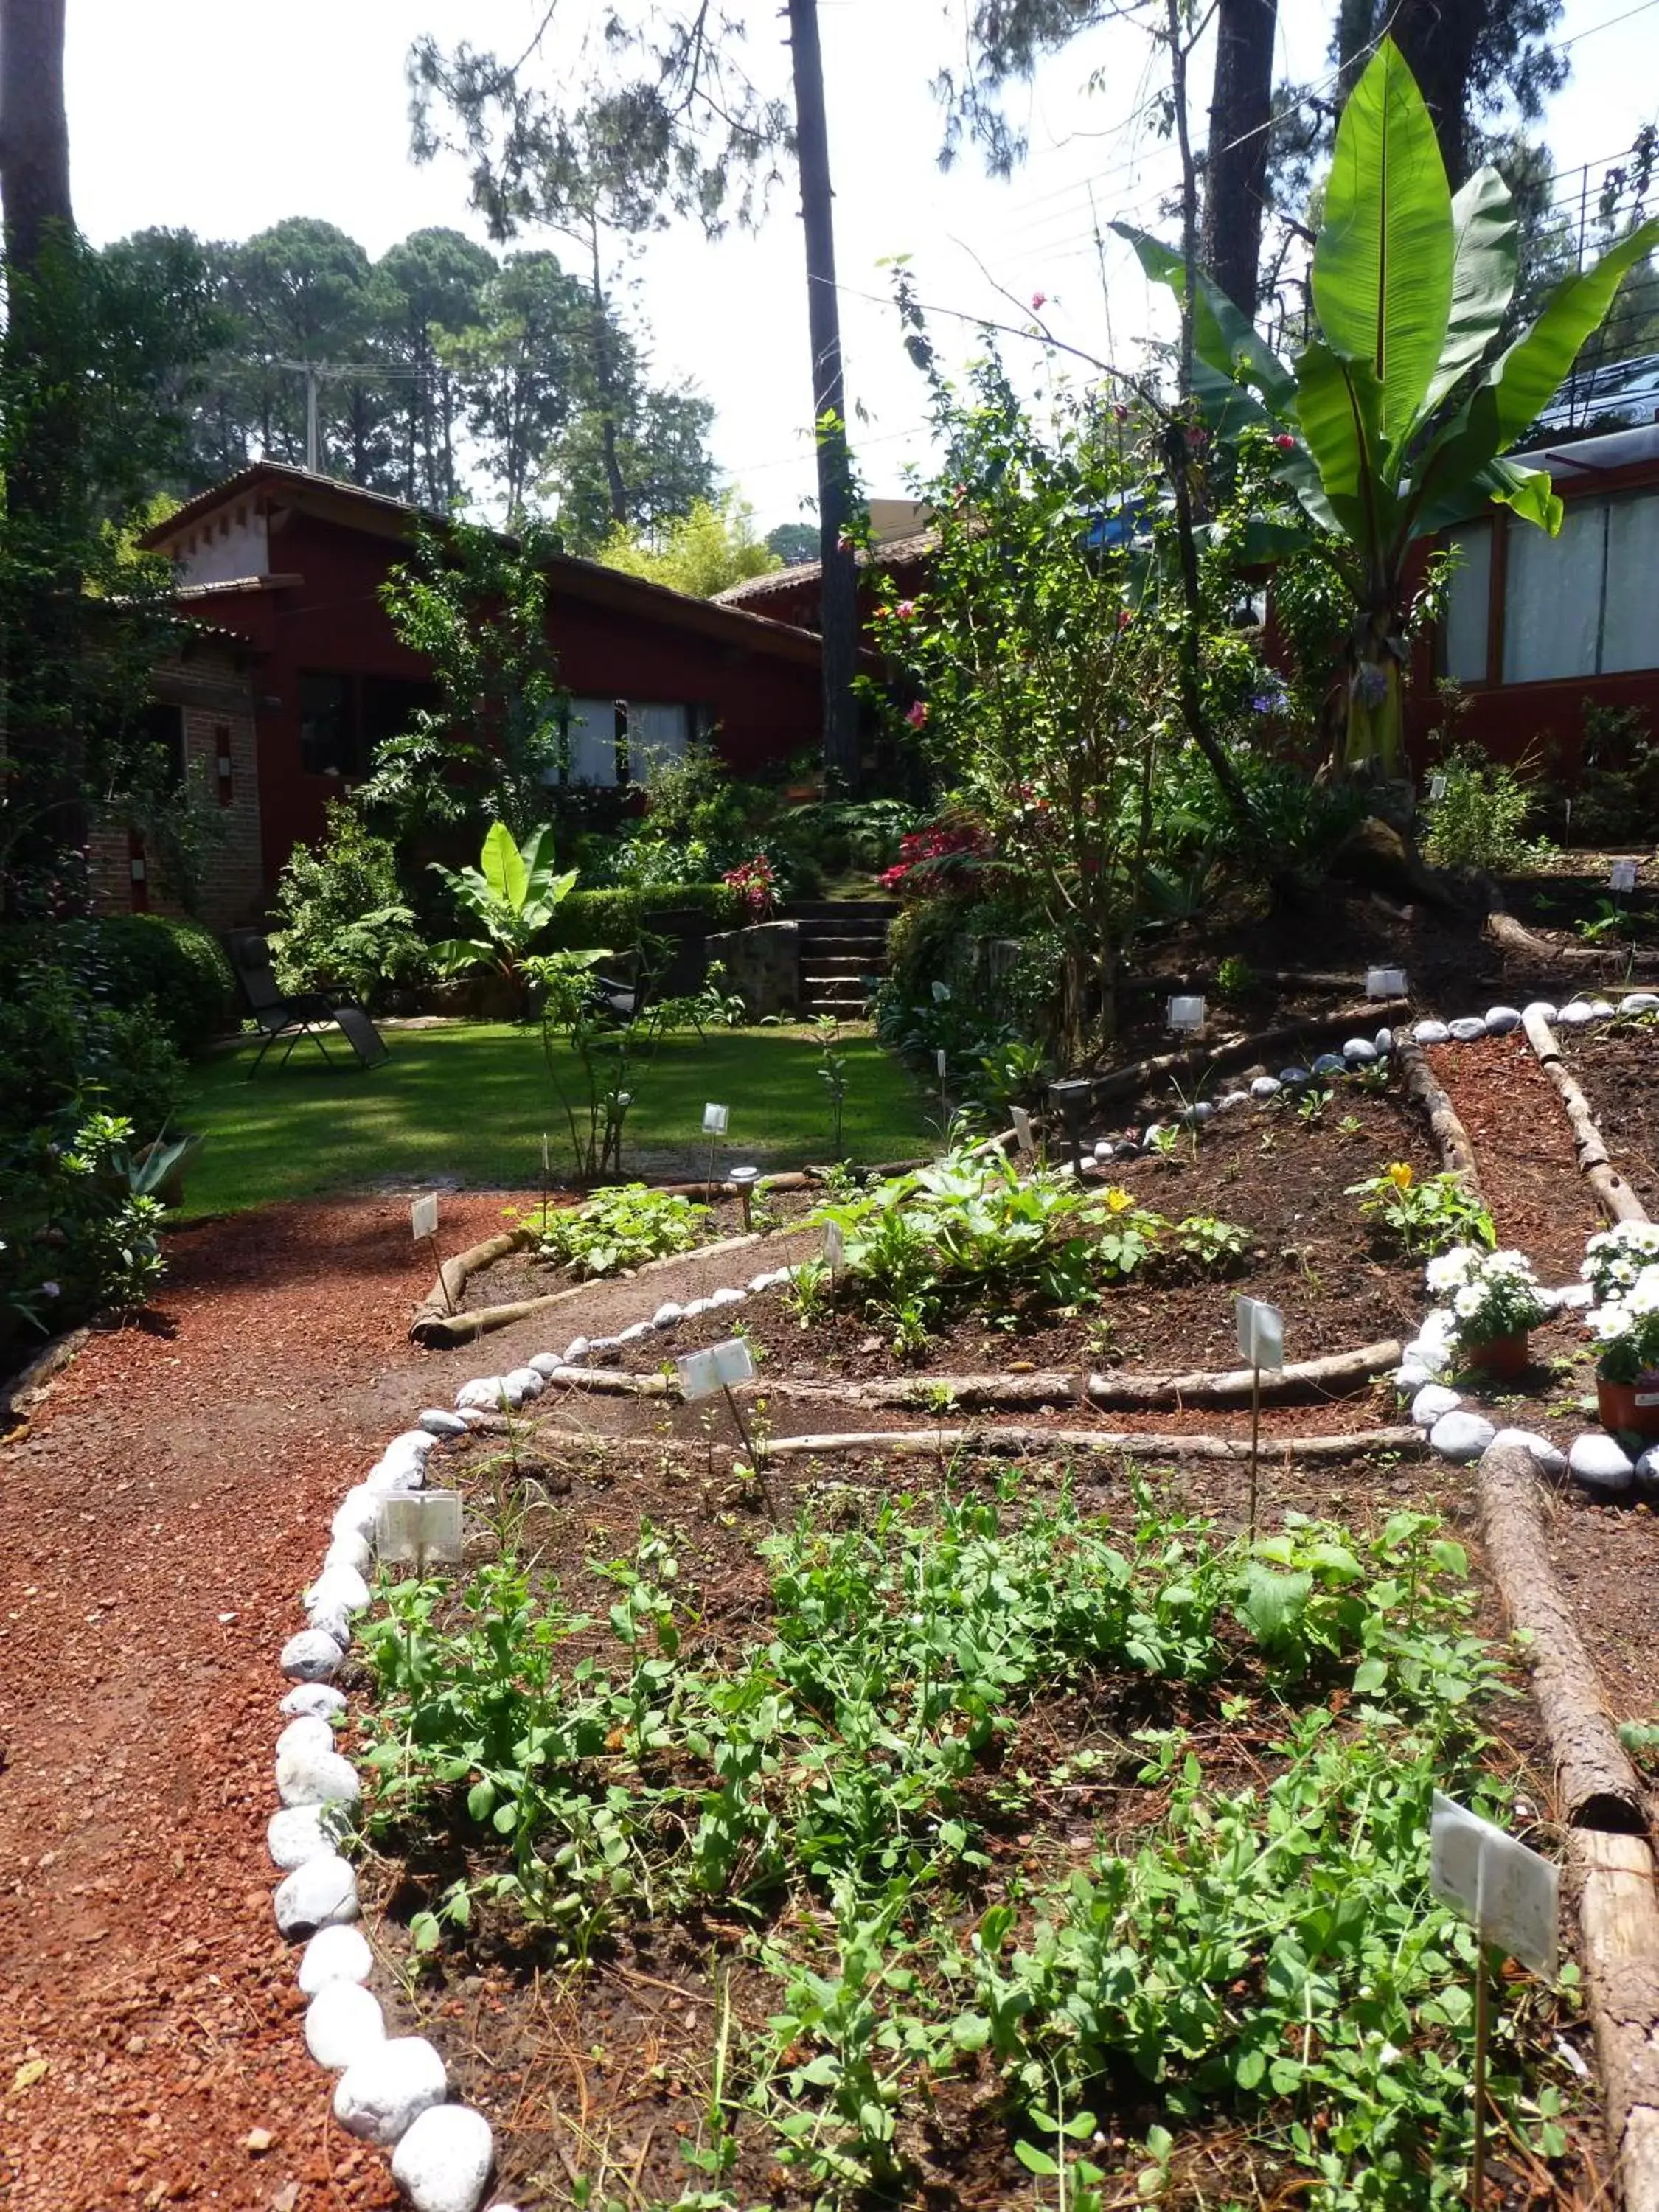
top-left (837, 532), bottom-right (855, 553)
top-left (1032, 290), bottom-right (1047, 311)
top-left (1116, 607), bottom-right (1133, 630)
top-left (1274, 433), bottom-right (1297, 451)
top-left (895, 599), bottom-right (917, 620)
top-left (723, 854), bottom-right (776, 919)
top-left (905, 700), bottom-right (930, 729)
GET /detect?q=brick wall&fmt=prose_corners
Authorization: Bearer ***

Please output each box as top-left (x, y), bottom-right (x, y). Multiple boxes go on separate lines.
top-left (87, 636), bottom-right (264, 931)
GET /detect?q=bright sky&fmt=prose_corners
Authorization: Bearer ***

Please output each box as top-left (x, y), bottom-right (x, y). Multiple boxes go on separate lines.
top-left (64, 0), bottom-right (1659, 531)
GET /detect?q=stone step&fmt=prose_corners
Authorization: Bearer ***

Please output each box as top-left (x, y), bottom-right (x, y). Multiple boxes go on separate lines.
top-left (784, 900), bottom-right (900, 921)
top-left (795, 933), bottom-right (891, 956)
top-left (802, 974), bottom-right (871, 1000)
top-left (800, 951), bottom-right (877, 974)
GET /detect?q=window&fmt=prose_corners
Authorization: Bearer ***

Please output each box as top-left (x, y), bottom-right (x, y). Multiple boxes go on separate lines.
top-left (360, 675), bottom-right (437, 757)
top-left (1503, 499), bottom-right (1604, 684)
top-left (143, 702), bottom-right (186, 791)
top-left (1603, 495), bottom-right (1659, 672)
top-left (628, 702), bottom-right (689, 780)
top-left (563, 697), bottom-right (622, 785)
top-left (1439, 524), bottom-right (1492, 682)
top-left (299, 672), bottom-right (358, 777)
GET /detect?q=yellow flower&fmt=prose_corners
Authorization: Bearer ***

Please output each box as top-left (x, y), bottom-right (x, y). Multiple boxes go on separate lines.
top-left (1105, 1186), bottom-right (1134, 1214)
top-left (1386, 1162), bottom-right (1414, 1192)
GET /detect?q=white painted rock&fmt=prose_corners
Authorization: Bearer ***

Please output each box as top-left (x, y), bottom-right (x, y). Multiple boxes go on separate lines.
top-left (366, 1457), bottom-right (424, 1498)
top-left (1430, 1411), bottom-right (1496, 1461)
top-left (1447, 1017), bottom-right (1487, 1043)
top-left (391, 2104), bottom-right (497, 2212)
top-left (1394, 1360), bottom-right (1433, 1392)
top-left (276, 1742), bottom-right (362, 1811)
top-left (1374, 1028), bottom-right (1394, 1054)
top-left (1312, 1051), bottom-right (1345, 1077)
top-left (1569, 1433), bottom-right (1635, 1495)
top-left (307, 1563), bottom-right (372, 1615)
top-left (420, 1408), bottom-right (469, 1437)
top-left (1589, 998), bottom-right (1616, 1020)
top-left (306, 1978), bottom-right (386, 2070)
top-left (653, 1301), bottom-right (684, 1328)
top-left (1483, 1006), bottom-right (1523, 1035)
top-left (1635, 1447), bottom-right (1659, 1492)
top-left (750, 1270), bottom-right (779, 1291)
top-left (1219, 1090), bottom-right (1251, 1110)
top-left (1411, 1020), bottom-right (1450, 1045)
top-left (333, 1486), bottom-right (380, 1543)
top-left (1402, 1337), bottom-right (1450, 1378)
top-left (527, 1352), bottom-right (563, 1377)
top-left (1343, 1038), bottom-right (1377, 1064)
top-left (588, 1335), bottom-right (619, 1352)
top-left (268, 1804), bottom-right (336, 1871)
top-left (333, 2036), bottom-right (447, 2145)
top-left (277, 1714), bottom-right (335, 1764)
top-left (324, 1532), bottom-right (373, 1579)
top-left (709, 1285), bottom-right (745, 1307)
top-left (299, 1921), bottom-right (373, 1994)
top-left (1278, 1067), bottom-right (1310, 1088)
top-left (681, 1299), bottom-right (711, 1320)
top-left (281, 1683), bottom-right (346, 1722)
top-left (1522, 1001), bottom-right (1558, 1023)
top-left (455, 1376), bottom-right (507, 1411)
top-left (1557, 1001), bottom-right (1596, 1028)
top-left (1419, 1308), bottom-right (1455, 1347)
top-left (386, 1430), bottom-right (436, 1464)
top-left (280, 1630), bottom-right (343, 1683)
top-left (563, 1337), bottom-right (591, 1363)
top-left (274, 1852), bottom-right (360, 1940)
top-left (1192, 1100), bottom-right (1217, 1122)
top-left (616, 1321), bottom-right (653, 1343)
top-left (1492, 1427), bottom-right (1569, 1478)
top-left (501, 1366), bottom-right (544, 1399)
top-left (1411, 1383), bottom-right (1463, 1427)
top-left (1621, 992), bottom-right (1659, 1015)
top-left (1250, 1076), bottom-right (1280, 1099)
top-left (307, 1605), bottom-right (352, 1651)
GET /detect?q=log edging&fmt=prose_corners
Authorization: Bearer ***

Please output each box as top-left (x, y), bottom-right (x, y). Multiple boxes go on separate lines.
top-left (1521, 1006), bottom-right (1651, 1228)
top-left (1394, 1033), bottom-right (1483, 1197)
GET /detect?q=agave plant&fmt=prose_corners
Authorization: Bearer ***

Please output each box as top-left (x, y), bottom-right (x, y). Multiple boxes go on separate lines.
top-left (1119, 37), bottom-right (1659, 773)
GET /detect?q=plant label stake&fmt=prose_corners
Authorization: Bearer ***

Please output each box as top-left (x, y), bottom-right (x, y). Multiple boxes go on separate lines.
top-left (676, 1338), bottom-right (771, 1511)
top-left (411, 1193), bottom-right (452, 1314)
top-left (936, 1047), bottom-right (950, 1125)
top-left (703, 1102), bottom-right (728, 1200)
top-left (1011, 1105), bottom-right (1035, 1161)
top-left (1366, 966), bottom-right (1408, 1001)
top-left (1167, 995), bottom-right (1205, 1034)
top-left (1235, 1297), bottom-right (1284, 1540)
top-left (824, 1219), bottom-right (846, 1286)
top-left (540, 1133), bottom-right (551, 1231)
top-left (376, 1490), bottom-right (465, 1680)
top-left (1428, 772), bottom-right (1448, 803)
top-left (1611, 858), bottom-right (1639, 894)
top-left (1429, 1791), bottom-right (1559, 2208)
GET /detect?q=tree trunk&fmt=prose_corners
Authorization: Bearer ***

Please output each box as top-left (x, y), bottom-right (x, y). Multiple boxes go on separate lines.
top-left (1391, 0), bottom-right (1482, 189)
top-left (586, 222), bottom-right (629, 529)
top-left (0, 0), bottom-right (82, 884)
top-left (1200, 0), bottom-right (1278, 317)
top-left (787, 0), bottom-right (859, 795)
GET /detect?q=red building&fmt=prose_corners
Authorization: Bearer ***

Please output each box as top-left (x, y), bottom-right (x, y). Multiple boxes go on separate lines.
top-left (1418, 423), bottom-right (1659, 771)
top-left (139, 463), bottom-right (827, 914)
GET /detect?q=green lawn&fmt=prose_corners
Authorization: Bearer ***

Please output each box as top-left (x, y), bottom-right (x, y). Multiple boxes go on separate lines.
top-left (178, 1021), bottom-right (932, 1218)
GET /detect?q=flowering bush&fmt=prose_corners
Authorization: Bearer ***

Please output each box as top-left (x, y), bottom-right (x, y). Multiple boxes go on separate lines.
top-left (1425, 1246), bottom-right (1549, 1349)
top-left (1582, 1222), bottom-right (1659, 1307)
top-left (722, 854), bottom-right (776, 921)
top-left (878, 820), bottom-right (990, 900)
top-left (1585, 1265), bottom-right (1659, 1385)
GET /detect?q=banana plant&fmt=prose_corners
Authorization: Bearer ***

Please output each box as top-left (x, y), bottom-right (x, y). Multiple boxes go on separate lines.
top-left (1119, 37), bottom-right (1659, 773)
top-left (429, 819), bottom-right (588, 1008)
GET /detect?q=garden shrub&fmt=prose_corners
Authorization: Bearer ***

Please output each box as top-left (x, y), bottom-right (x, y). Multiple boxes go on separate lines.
top-left (877, 894), bottom-right (1062, 1065)
top-left (1422, 747), bottom-right (1546, 874)
top-left (544, 883), bottom-right (745, 953)
top-left (0, 914), bottom-right (234, 1056)
top-left (269, 804), bottom-right (429, 1009)
top-left (0, 938), bottom-right (185, 1137)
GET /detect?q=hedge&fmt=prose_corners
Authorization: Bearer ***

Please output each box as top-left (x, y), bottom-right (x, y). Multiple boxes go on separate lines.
top-left (0, 916), bottom-right (237, 1056)
top-left (545, 883), bottom-right (745, 950)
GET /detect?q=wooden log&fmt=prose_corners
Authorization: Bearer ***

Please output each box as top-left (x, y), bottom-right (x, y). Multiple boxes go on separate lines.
top-left (1523, 1008), bottom-right (1651, 1227)
top-left (1476, 1442), bottom-right (1646, 1832)
top-left (1489, 901), bottom-right (1659, 975)
top-left (1571, 1829), bottom-right (1659, 2212)
top-left (410, 1228), bottom-right (534, 1334)
top-left (408, 1228), bottom-right (781, 1346)
top-left (1393, 1034), bottom-right (1483, 1196)
top-left (756, 1422), bottom-right (1422, 1462)
top-left (1088, 998), bottom-right (1407, 1105)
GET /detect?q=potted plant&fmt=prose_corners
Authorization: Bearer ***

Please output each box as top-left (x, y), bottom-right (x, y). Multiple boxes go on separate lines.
top-left (1425, 1246), bottom-right (1550, 1379)
top-left (1586, 1264), bottom-right (1659, 1437)
top-left (1582, 1222), bottom-right (1659, 1305)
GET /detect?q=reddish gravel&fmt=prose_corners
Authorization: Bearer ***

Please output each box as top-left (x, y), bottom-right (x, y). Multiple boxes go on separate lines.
top-left (0, 1195), bottom-right (510, 2212)
top-left (1427, 1032), bottom-right (1601, 1281)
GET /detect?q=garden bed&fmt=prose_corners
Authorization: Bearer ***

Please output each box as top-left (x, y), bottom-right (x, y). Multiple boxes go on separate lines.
top-left (1556, 1020), bottom-right (1659, 1214)
top-left (346, 1428), bottom-right (1598, 2209)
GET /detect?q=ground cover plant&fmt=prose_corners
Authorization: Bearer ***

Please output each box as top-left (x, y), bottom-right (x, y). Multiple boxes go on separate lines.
top-left (177, 1023), bottom-right (932, 1219)
top-left (353, 1458), bottom-right (1589, 2209)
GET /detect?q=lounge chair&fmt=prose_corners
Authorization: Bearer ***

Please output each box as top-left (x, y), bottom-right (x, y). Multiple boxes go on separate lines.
top-left (225, 931), bottom-right (389, 1077)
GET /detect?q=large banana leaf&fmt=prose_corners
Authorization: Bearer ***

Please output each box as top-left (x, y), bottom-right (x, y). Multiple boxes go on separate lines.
top-left (1113, 223), bottom-right (1296, 414)
top-left (480, 818), bottom-right (528, 910)
top-left (1293, 344), bottom-right (1392, 552)
top-left (1312, 38), bottom-right (1453, 448)
top-left (1422, 167), bottom-right (1518, 418)
top-left (1413, 453), bottom-right (1562, 540)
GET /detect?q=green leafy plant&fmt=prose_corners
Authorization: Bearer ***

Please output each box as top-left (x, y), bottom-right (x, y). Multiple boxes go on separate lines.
top-left (1422, 748), bottom-right (1545, 874)
top-left (538, 1183), bottom-right (709, 1277)
top-left (1121, 38), bottom-right (1659, 771)
top-left (429, 819), bottom-right (587, 1010)
top-left (813, 1013), bottom-right (850, 1158)
top-left (1172, 1214), bottom-right (1251, 1275)
top-left (1348, 1162), bottom-right (1495, 1257)
top-left (1214, 953), bottom-right (1255, 999)
top-left (268, 803), bottom-right (428, 1008)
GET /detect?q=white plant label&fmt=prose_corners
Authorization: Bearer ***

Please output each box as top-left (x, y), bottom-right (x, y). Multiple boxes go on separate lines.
top-left (1366, 966), bottom-right (1408, 1000)
top-left (1235, 1295), bottom-right (1284, 1372)
top-left (376, 1489), bottom-right (464, 1566)
top-left (1611, 858), bottom-right (1639, 894)
top-left (936, 1048), bottom-right (949, 1079)
top-left (824, 1219), bottom-right (846, 1281)
top-left (541, 1133), bottom-right (550, 1175)
top-left (703, 1102), bottom-right (729, 1135)
top-left (1430, 1790), bottom-right (1557, 1980)
top-left (410, 1192), bottom-right (439, 1242)
top-left (676, 1337), bottom-right (755, 1401)
top-left (1011, 1105), bottom-right (1035, 1158)
top-left (1167, 995), bottom-right (1205, 1032)
top-left (1427, 773), bottom-right (1448, 802)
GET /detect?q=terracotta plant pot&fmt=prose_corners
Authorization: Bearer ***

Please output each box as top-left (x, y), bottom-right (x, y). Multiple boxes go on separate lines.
top-left (1462, 1329), bottom-right (1530, 1380)
top-left (1596, 1371), bottom-right (1659, 1439)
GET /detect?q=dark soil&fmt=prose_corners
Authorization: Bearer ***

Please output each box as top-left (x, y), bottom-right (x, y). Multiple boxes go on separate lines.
top-left (1559, 1023), bottom-right (1659, 1212)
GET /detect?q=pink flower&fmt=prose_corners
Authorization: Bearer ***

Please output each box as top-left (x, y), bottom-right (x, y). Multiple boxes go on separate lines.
top-left (1032, 290), bottom-right (1047, 311)
top-left (837, 532), bottom-right (855, 553)
top-left (1113, 403), bottom-right (1130, 424)
top-left (1116, 607), bottom-right (1133, 630)
top-left (895, 599), bottom-right (917, 620)
top-left (1274, 433), bottom-right (1296, 451)
top-left (1184, 424), bottom-right (1208, 448)
top-left (905, 700), bottom-right (929, 729)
